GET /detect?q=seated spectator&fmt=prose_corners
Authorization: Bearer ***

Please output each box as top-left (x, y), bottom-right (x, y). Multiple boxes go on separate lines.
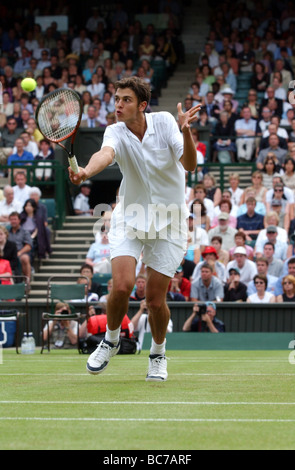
top-left (218, 87), bottom-right (239, 113)
top-left (260, 86), bottom-right (283, 119)
top-left (240, 171), bottom-right (267, 204)
top-left (80, 105), bottom-right (102, 128)
top-left (168, 265), bottom-right (191, 301)
top-left (42, 302), bottom-right (80, 349)
top-left (12, 171), bottom-right (32, 207)
top-left (7, 137), bottom-right (34, 171)
top-left (224, 267), bottom-right (248, 302)
top-left (251, 62), bottom-right (270, 93)
top-left (236, 196), bottom-right (265, 241)
top-left (246, 274), bottom-right (275, 303)
top-left (0, 246), bottom-right (13, 284)
top-left (234, 106), bottom-right (257, 162)
top-left (203, 91), bottom-right (220, 121)
top-left (190, 262), bottom-right (224, 302)
top-left (0, 225), bottom-right (18, 276)
top-left (247, 257), bottom-right (278, 297)
top-left (8, 212), bottom-right (32, 281)
top-left (262, 241), bottom-right (284, 278)
top-left (229, 230), bottom-right (254, 261)
top-left (226, 246), bottom-right (257, 284)
top-left (192, 245), bottom-right (226, 284)
top-left (282, 158), bottom-right (295, 196)
top-left (12, 130), bottom-right (38, 159)
top-left (256, 210), bottom-right (288, 246)
top-left (274, 257), bottom-right (295, 297)
top-left (269, 192), bottom-right (290, 233)
top-left (212, 110), bottom-right (236, 163)
top-left (212, 199), bottom-right (237, 228)
top-left (182, 302), bottom-right (225, 333)
top-left (74, 180), bottom-right (93, 216)
top-left (79, 263), bottom-right (102, 299)
top-left (210, 235), bottom-right (229, 265)
top-left (255, 225), bottom-right (288, 261)
top-left (237, 40), bottom-right (256, 72)
top-left (202, 173), bottom-right (222, 207)
top-left (130, 274), bottom-right (146, 302)
top-left (257, 107), bottom-right (272, 136)
top-left (242, 89), bottom-right (260, 119)
top-left (227, 173), bottom-right (244, 210)
top-left (261, 153), bottom-right (283, 189)
top-left (208, 212), bottom-right (237, 251)
top-left (190, 184), bottom-right (214, 224)
top-left (266, 174), bottom-right (294, 211)
top-left (0, 185), bottom-right (22, 225)
top-left (236, 189), bottom-right (266, 217)
top-left (34, 139), bottom-right (55, 181)
top-left (85, 229), bottom-right (111, 274)
top-left (0, 118), bottom-right (23, 166)
top-left (276, 275), bottom-right (295, 302)
top-left (131, 298), bottom-right (173, 352)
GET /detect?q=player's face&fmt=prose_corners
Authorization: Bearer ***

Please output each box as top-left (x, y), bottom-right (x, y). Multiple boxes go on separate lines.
top-left (115, 88), bottom-right (146, 124)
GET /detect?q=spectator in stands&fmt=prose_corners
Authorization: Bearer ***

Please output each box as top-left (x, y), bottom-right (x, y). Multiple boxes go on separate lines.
top-left (0, 225), bottom-right (18, 276)
top-left (247, 274), bottom-right (276, 303)
top-left (212, 199), bottom-right (237, 228)
top-left (257, 134), bottom-right (288, 169)
top-left (34, 139), bottom-right (54, 181)
top-left (226, 246), bottom-right (257, 284)
top-left (192, 245), bottom-right (226, 284)
top-left (129, 274), bottom-right (146, 302)
top-left (85, 227), bottom-right (111, 274)
top-left (190, 262), bottom-right (224, 302)
top-left (203, 91), bottom-right (220, 121)
top-left (229, 230), bottom-right (254, 261)
top-left (261, 153), bottom-right (282, 189)
top-left (202, 173), bottom-right (222, 207)
top-left (262, 242), bottom-right (284, 278)
top-left (79, 263), bottom-right (102, 299)
top-left (7, 137), bottom-right (34, 171)
top-left (212, 110), bottom-right (236, 163)
top-left (243, 89), bottom-right (260, 121)
top-left (251, 62), bottom-right (270, 93)
top-left (247, 257), bottom-right (278, 296)
top-left (236, 196), bottom-right (265, 241)
top-left (190, 184), bottom-right (214, 224)
top-left (73, 180), bottom-right (93, 216)
top-left (269, 196), bottom-right (290, 233)
top-left (12, 171), bottom-right (32, 207)
top-left (282, 158), bottom-right (295, 196)
top-left (260, 86), bottom-right (283, 118)
top-left (80, 105), bottom-right (102, 128)
top-left (240, 171), bottom-right (268, 205)
top-left (210, 235), bottom-right (229, 266)
top-left (276, 275), bottom-right (295, 302)
top-left (182, 302), bottom-right (225, 333)
top-left (12, 131), bottom-right (38, 159)
top-left (219, 87), bottom-right (239, 113)
top-left (227, 173), bottom-right (244, 210)
top-left (266, 174), bottom-right (295, 209)
top-left (255, 225), bottom-right (288, 261)
top-left (0, 117), bottom-right (23, 165)
top-left (8, 211), bottom-right (32, 281)
top-left (168, 265), bottom-right (191, 301)
top-left (223, 266), bottom-right (248, 302)
top-left (235, 106), bottom-right (257, 162)
top-left (20, 197), bottom-right (51, 261)
top-left (270, 58), bottom-right (292, 94)
top-left (0, 185), bottom-right (22, 225)
top-left (208, 212), bottom-right (237, 251)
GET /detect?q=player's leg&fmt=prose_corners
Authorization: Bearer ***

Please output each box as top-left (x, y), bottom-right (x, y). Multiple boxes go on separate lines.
top-left (145, 267), bottom-right (172, 382)
top-left (86, 255), bottom-right (136, 375)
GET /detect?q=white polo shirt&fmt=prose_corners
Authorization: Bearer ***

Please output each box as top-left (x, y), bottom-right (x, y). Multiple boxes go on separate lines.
top-left (102, 111), bottom-right (189, 233)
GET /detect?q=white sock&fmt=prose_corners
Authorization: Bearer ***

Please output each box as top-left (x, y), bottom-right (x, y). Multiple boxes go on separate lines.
top-left (150, 338), bottom-right (166, 356)
top-left (105, 325), bottom-right (120, 345)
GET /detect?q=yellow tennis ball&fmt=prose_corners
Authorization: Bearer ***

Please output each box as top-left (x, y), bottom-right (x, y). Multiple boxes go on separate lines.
top-left (21, 78), bottom-right (37, 92)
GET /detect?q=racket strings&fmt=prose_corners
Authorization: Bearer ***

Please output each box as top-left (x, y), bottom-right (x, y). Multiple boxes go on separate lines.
top-left (37, 89), bottom-right (81, 141)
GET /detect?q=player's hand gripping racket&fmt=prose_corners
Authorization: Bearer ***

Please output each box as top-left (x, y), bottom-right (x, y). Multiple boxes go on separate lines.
top-left (35, 88), bottom-right (82, 174)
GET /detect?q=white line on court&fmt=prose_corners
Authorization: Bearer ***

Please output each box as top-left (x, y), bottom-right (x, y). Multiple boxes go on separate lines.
top-left (1, 400), bottom-right (295, 406)
top-left (0, 417), bottom-right (294, 423)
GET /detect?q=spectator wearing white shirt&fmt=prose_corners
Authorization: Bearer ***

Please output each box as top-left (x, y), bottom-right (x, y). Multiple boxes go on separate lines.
top-left (235, 106), bottom-right (257, 161)
top-left (12, 131), bottom-right (39, 158)
top-left (71, 29), bottom-right (92, 56)
top-left (12, 171), bottom-right (32, 207)
top-left (0, 185), bottom-right (22, 225)
top-left (226, 246), bottom-right (257, 284)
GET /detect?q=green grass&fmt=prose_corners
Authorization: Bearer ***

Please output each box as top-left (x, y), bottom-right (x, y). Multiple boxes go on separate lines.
top-left (0, 348), bottom-right (295, 450)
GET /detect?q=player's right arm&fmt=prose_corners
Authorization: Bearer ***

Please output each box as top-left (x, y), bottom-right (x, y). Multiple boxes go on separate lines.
top-left (68, 146), bottom-right (115, 186)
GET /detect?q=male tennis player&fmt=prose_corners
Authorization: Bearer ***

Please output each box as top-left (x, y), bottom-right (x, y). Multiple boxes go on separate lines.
top-left (69, 76), bottom-right (200, 381)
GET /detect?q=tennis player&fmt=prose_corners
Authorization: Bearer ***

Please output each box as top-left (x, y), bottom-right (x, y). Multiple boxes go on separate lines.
top-left (69, 76), bottom-right (200, 381)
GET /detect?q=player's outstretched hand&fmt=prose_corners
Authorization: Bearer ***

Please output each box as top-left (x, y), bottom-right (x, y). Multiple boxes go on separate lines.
top-left (177, 102), bottom-right (202, 132)
top-left (68, 166), bottom-right (88, 186)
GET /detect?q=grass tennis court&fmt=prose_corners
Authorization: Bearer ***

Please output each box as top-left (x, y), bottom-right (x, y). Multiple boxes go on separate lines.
top-left (1, 347), bottom-right (295, 450)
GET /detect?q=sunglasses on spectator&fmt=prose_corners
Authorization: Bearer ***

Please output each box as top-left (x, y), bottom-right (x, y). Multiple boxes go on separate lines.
top-left (254, 281), bottom-right (265, 285)
top-left (274, 189), bottom-right (283, 192)
top-left (283, 281), bottom-right (292, 285)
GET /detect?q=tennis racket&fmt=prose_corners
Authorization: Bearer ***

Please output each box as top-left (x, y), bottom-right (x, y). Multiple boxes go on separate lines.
top-left (35, 88), bottom-right (82, 174)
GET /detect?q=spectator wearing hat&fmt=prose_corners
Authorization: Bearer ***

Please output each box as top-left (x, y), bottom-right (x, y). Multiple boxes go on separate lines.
top-left (208, 212), bottom-right (237, 251)
top-left (254, 225), bottom-right (288, 261)
top-left (168, 265), bottom-right (191, 301)
top-left (234, 106), bottom-right (257, 162)
top-left (73, 180), bottom-right (93, 216)
top-left (229, 230), bottom-right (254, 261)
top-left (219, 87), bottom-right (239, 113)
top-left (226, 246), bottom-right (257, 284)
top-left (247, 257), bottom-right (278, 296)
top-left (190, 262), bottom-right (224, 302)
top-left (269, 196), bottom-right (290, 232)
top-left (223, 267), bottom-right (248, 302)
top-left (192, 246), bottom-right (227, 284)
top-left (182, 301), bottom-right (225, 333)
top-left (236, 196), bottom-right (265, 241)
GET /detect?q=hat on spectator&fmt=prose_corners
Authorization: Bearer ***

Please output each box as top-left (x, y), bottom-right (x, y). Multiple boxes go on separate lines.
top-left (205, 301), bottom-right (216, 310)
top-left (229, 266), bottom-right (240, 274)
top-left (221, 87), bottom-right (235, 95)
top-left (234, 246), bottom-right (247, 255)
top-left (175, 265), bottom-right (183, 273)
top-left (201, 246), bottom-right (219, 259)
top-left (80, 180), bottom-right (92, 188)
top-left (266, 225), bottom-right (278, 233)
top-left (218, 212), bottom-right (229, 220)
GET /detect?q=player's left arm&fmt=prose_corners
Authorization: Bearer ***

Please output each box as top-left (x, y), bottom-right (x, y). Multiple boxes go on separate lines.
top-left (177, 102), bottom-right (202, 172)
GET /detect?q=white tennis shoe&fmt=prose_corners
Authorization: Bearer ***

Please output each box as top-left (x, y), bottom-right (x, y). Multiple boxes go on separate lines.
top-left (86, 338), bottom-right (120, 375)
top-left (146, 354), bottom-right (168, 382)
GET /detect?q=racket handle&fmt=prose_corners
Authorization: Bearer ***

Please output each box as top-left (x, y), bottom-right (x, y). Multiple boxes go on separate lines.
top-left (68, 156), bottom-right (79, 174)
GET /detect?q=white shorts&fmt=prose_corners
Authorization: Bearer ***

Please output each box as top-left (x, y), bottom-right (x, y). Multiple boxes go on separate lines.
top-left (108, 221), bottom-right (187, 278)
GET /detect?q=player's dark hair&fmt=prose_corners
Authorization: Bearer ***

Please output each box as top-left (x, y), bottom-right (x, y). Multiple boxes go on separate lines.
top-left (115, 76), bottom-right (151, 108)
